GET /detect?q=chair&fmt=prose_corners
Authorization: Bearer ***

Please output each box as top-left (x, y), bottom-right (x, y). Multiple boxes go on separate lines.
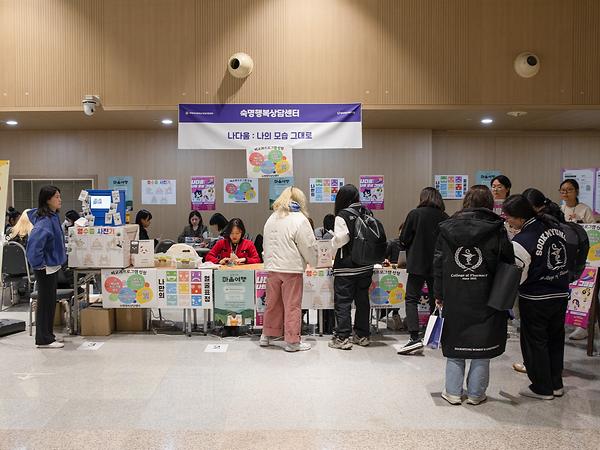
top-left (154, 239), bottom-right (176, 254)
top-left (29, 272), bottom-right (75, 336)
top-left (1, 241), bottom-right (34, 311)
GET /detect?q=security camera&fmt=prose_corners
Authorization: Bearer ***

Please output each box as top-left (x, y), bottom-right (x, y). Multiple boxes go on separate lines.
top-left (82, 95), bottom-right (101, 116)
top-left (227, 52), bottom-right (254, 78)
top-left (514, 52), bottom-right (540, 78)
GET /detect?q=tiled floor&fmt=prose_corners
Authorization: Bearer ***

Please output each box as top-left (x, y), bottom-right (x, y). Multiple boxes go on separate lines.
top-left (1, 306), bottom-right (599, 449)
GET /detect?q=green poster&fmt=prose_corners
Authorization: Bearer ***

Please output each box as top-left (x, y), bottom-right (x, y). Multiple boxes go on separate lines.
top-left (213, 270), bottom-right (255, 326)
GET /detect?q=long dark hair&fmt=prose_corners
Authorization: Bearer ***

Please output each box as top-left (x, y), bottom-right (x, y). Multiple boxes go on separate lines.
top-left (502, 194), bottom-right (536, 221)
top-left (135, 209), bottom-right (152, 227)
top-left (462, 185), bottom-right (494, 210)
top-left (522, 188), bottom-right (565, 223)
top-left (334, 184), bottom-right (360, 216)
top-left (209, 213), bottom-right (228, 231)
top-left (188, 210), bottom-right (204, 227)
top-left (418, 187), bottom-right (445, 211)
top-left (37, 185), bottom-right (61, 217)
top-left (224, 218), bottom-right (246, 242)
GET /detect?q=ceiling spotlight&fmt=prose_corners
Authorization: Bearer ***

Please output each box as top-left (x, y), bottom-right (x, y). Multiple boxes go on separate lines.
top-left (161, 119), bottom-right (174, 125)
top-left (480, 118), bottom-right (494, 125)
top-left (5, 120), bottom-right (18, 126)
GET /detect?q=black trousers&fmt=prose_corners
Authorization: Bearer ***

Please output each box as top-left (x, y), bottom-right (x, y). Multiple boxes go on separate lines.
top-left (34, 269), bottom-right (58, 345)
top-left (405, 273), bottom-right (434, 339)
top-left (519, 297), bottom-right (568, 396)
top-left (333, 272), bottom-right (373, 339)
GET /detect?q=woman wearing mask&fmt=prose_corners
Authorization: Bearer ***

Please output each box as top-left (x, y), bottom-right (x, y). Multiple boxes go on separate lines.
top-left (559, 179), bottom-right (594, 223)
top-left (177, 210), bottom-right (208, 243)
top-left (261, 187), bottom-right (317, 352)
top-left (503, 195), bottom-right (572, 400)
top-left (433, 185), bottom-right (515, 405)
top-left (26, 186), bottom-right (67, 349)
top-left (61, 210), bottom-right (80, 235)
top-left (397, 187), bottom-right (448, 355)
top-left (205, 218), bottom-right (260, 265)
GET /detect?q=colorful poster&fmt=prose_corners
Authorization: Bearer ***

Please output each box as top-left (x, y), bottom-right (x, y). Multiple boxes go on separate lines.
top-left (102, 268), bottom-right (157, 308)
top-left (476, 170), bottom-right (501, 187)
top-left (214, 270), bottom-right (255, 326)
top-left (255, 270), bottom-right (268, 328)
top-left (141, 179), bottom-right (176, 205)
top-left (302, 268), bottom-right (335, 309)
top-left (360, 175), bottom-right (384, 210)
top-left (191, 176), bottom-right (216, 211)
top-left (434, 175), bottom-right (469, 200)
top-left (309, 178), bottom-right (344, 203)
top-left (108, 176), bottom-right (134, 210)
top-left (562, 168), bottom-right (595, 211)
top-left (269, 177), bottom-right (294, 209)
top-left (0, 160), bottom-right (9, 273)
top-left (565, 267), bottom-right (598, 328)
top-left (369, 268), bottom-right (408, 309)
top-left (178, 103), bottom-right (362, 149)
top-left (595, 169), bottom-right (600, 214)
top-left (223, 178), bottom-right (258, 204)
top-left (582, 224), bottom-right (600, 266)
top-left (155, 269), bottom-right (213, 309)
top-left (246, 145), bottom-right (293, 178)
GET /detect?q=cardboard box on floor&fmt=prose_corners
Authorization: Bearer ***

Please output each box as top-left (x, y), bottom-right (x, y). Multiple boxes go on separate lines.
top-left (115, 308), bottom-right (147, 332)
top-left (53, 303), bottom-right (64, 327)
top-left (80, 307), bottom-right (115, 336)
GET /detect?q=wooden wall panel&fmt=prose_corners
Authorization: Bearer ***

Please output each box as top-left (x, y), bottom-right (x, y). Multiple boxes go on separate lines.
top-left (104, 0), bottom-right (196, 106)
top-left (0, 0), bottom-right (16, 107)
top-left (573, 0), bottom-right (600, 104)
top-left (13, 0), bottom-right (103, 107)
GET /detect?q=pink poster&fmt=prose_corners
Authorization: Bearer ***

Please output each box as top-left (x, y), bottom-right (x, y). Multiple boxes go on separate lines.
top-left (360, 175), bottom-right (384, 210)
top-left (191, 176), bottom-right (216, 211)
top-left (565, 267), bottom-right (598, 328)
top-left (255, 270), bottom-right (268, 327)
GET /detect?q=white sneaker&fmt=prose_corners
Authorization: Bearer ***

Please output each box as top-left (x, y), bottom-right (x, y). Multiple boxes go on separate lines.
top-left (519, 387), bottom-right (553, 400)
top-left (466, 395), bottom-right (487, 405)
top-left (36, 341), bottom-right (64, 349)
top-left (569, 327), bottom-right (588, 340)
top-left (553, 388), bottom-right (564, 397)
top-left (512, 362), bottom-right (527, 373)
top-left (259, 335), bottom-right (270, 347)
top-left (441, 391), bottom-right (462, 405)
top-left (284, 342), bottom-right (311, 352)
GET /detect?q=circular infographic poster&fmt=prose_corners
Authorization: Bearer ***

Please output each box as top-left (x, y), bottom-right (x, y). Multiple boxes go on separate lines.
top-left (104, 272), bottom-right (154, 305)
top-left (369, 272), bottom-right (406, 307)
top-left (247, 146), bottom-right (292, 178)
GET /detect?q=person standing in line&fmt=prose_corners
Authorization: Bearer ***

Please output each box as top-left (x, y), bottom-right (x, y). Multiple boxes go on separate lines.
top-left (397, 187), bottom-right (448, 355)
top-left (26, 186), bottom-right (67, 349)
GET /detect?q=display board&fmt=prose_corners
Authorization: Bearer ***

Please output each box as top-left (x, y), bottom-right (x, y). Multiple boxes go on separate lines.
top-left (562, 168), bottom-right (595, 212)
top-left (191, 176), bottom-right (216, 211)
top-left (566, 267), bottom-right (598, 328)
top-left (269, 177), bottom-right (294, 209)
top-left (223, 178), bottom-right (258, 204)
top-left (369, 268), bottom-right (408, 309)
top-left (213, 269), bottom-right (256, 326)
top-left (141, 179), bottom-right (176, 205)
top-left (360, 175), bottom-right (384, 210)
top-left (583, 224), bottom-right (600, 266)
top-left (476, 170), bottom-right (501, 186)
top-left (434, 175), bottom-right (469, 200)
top-left (246, 145), bottom-right (293, 178)
top-left (108, 176), bottom-right (134, 210)
top-left (302, 268), bottom-right (335, 309)
top-left (254, 270), bottom-right (268, 328)
top-left (309, 178), bottom-right (344, 203)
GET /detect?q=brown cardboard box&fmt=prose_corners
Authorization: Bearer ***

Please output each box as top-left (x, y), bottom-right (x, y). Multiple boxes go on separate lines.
top-left (115, 308), bottom-right (147, 332)
top-left (54, 303), bottom-right (64, 327)
top-left (80, 307), bottom-right (115, 336)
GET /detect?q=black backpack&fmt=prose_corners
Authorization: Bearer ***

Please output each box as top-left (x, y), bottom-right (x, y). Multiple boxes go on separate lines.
top-left (560, 221), bottom-right (590, 282)
top-left (343, 207), bottom-right (387, 265)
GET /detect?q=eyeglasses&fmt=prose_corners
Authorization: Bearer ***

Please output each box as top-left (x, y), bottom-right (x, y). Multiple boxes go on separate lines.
top-left (491, 186), bottom-right (505, 191)
top-left (559, 189), bottom-right (575, 194)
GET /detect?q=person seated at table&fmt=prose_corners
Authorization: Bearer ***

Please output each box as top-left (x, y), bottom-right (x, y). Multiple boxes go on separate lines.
top-left (314, 214), bottom-right (335, 240)
top-left (178, 211), bottom-right (208, 243)
top-left (62, 210), bottom-right (80, 235)
top-left (205, 218), bottom-right (260, 265)
top-left (208, 213), bottom-right (228, 237)
top-left (135, 209), bottom-right (154, 242)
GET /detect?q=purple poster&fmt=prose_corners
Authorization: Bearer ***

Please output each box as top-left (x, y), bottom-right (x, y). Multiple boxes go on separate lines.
top-left (191, 176), bottom-right (216, 211)
top-left (360, 175), bottom-right (384, 210)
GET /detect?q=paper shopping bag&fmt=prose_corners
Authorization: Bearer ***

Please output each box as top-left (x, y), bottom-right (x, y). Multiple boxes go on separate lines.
top-left (424, 307), bottom-right (444, 349)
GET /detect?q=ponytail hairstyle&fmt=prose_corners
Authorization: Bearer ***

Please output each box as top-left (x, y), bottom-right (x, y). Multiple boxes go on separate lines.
top-left (523, 188), bottom-right (565, 223)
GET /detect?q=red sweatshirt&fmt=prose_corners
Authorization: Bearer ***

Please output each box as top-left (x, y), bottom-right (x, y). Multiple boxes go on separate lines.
top-left (205, 238), bottom-right (261, 264)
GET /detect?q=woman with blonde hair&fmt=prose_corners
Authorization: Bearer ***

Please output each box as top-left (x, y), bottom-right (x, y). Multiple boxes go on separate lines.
top-left (8, 208), bottom-right (33, 247)
top-left (261, 186), bottom-right (318, 352)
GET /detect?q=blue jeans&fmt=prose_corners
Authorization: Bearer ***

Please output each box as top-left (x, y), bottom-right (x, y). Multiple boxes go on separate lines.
top-left (445, 358), bottom-right (490, 398)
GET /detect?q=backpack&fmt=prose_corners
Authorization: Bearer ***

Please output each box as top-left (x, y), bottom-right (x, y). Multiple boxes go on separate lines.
top-left (560, 221), bottom-right (590, 282)
top-left (343, 207), bottom-right (387, 265)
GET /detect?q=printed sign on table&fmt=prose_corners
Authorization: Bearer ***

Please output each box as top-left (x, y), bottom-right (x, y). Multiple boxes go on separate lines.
top-left (108, 176), bottom-right (134, 210)
top-left (141, 180), bottom-right (176, 205)
top-left (247, 145), bottom-right (293, 178)
top-left (582, 224), bottom-right (600, 266)
top-left (360, 175), bottom-right (384, 210)
top-left (302, 268), bottom-right (334, 309)
top-left (178, 103), bottom-right (362, 149)
top-left (435, 175), bottom-right (469, 200)
top-left (269, 177), bottom-right (294, 209)
top-left (309, 178), bottom-right (344, 203)
top-left (255, 270), bottom-right (268, 328)
top-left (156, 269), bottom-right (213, 309)
top-left (476, 170), bottom-right (501, 187)
top-left (214, 270), bottom-right (255, 326)
top-left (191, 176), bottom-right (216, 211)
top-left (562, 168), bottom-right (595, 212)
top-left (369, 268), bottom-right (408, 309)
top-left (102, 268), bottom-right (157, 308)
top-left (565, 267), bottom-right (598, 328)
top-left (224, 178), bottom-right (258, 204)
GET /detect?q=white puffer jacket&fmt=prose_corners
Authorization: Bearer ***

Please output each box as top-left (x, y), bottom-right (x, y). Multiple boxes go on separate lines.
top-left (263, 211), bottom-right (318, 273)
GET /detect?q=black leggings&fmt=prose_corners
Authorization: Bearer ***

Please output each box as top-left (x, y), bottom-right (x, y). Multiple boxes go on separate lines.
top-left (34, 269), bottom-right (58, 345)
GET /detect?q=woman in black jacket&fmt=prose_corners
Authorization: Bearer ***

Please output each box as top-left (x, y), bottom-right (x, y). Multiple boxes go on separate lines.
top-left (433, 185), bottom-right (515, 405)
top-left (397, 187), bottom-right (448, 354)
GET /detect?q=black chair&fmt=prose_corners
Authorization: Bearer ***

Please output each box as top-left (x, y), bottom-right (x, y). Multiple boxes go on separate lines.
top-left (253, 234), bottom-right (264, 263)
top-left (1, 241), bottom-right (34, 310)
top-left (155, 239), bottom-right (176, 254)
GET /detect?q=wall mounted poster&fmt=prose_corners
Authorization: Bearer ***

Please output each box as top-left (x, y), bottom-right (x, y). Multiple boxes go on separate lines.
top-left (269, 177), bottom-right (294, 209)
top-left (582, 224), bottom-right (600, 266)
top-left (223, 178), bottom-right (258, 204)
top-left (191, 176), bottom-right (216, 211)
top-left (476, 170), bottom-right (501, 186)
top-left (565, 267), bottom-right (598, 328)
top-left (562, 168), bottom-right (595, 211)
top-left (255, 270), bottom-right (268, 328)
top-left (214, 269), bottom-right (255, 326)
top-left (141, 180), bottom-right (176, 205)
top-left (434, 175), bottom-right (469, 200)
top-left (309, 178), bottom-right (344, 203)
top-left (108, 176), bottom-right (134, 210)
top-left (246, 145), bottom-right (293, 178)
top-left (360, 175), bottom-right (384, 210)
